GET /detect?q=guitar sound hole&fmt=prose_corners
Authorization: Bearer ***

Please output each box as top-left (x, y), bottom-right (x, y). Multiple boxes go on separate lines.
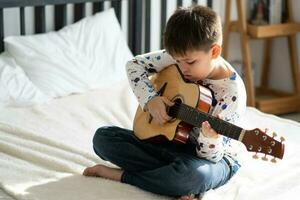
top-left (168, 96), bottom-right (184, 122)
top-left (172, 94), bottom-right (184, 104)
top-left (174, 98), bottom-right (182, 104)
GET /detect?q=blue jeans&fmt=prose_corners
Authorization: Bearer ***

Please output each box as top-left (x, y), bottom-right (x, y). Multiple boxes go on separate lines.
top-left (92, 126), bottom-right (239, 197)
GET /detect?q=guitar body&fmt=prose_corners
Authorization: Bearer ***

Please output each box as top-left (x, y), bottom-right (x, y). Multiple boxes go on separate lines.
top-left (133, 65), bottom-right (212, 144)
top-left (133, 65), bottom-right (285, 161)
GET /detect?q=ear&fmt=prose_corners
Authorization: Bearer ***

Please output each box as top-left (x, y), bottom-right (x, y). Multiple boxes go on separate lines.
top-left (210, 44), bottom-right (222, 59)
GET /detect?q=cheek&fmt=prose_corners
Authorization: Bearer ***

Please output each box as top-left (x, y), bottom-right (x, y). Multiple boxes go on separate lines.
top-left (193, 64), bottom-right (206, 74)
top-left (192, 64), bottom-right (211, 78)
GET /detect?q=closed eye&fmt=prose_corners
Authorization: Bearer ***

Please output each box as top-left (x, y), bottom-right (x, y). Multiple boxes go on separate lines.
top-left (187, 61), bottom-right (196, 65)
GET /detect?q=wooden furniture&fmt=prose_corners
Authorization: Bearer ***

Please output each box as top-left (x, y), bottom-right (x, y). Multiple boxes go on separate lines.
top-left (223, 0), bottom-right (300, 114)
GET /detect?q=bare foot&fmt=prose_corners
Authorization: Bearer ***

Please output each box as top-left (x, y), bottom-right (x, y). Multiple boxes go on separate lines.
top-left (83, 164), bottom-right (123, 182)
top-left (178, 193), bottom-right (204, 200)
top-left (178, 194), bottom-right (195, 200)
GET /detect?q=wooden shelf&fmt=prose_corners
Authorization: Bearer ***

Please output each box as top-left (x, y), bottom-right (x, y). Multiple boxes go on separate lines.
top-left (223, 0), bottom-right (300, 114)
top-left (255, 87), bottom-right (300, 114)
top-left (229, 22), bottom-right (300, 38)
top-left (248, 23), bottom-right (300, 38)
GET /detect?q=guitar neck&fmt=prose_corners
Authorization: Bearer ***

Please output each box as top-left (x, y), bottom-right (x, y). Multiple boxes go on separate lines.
top-left (168, 102), bottom-right (245, 141)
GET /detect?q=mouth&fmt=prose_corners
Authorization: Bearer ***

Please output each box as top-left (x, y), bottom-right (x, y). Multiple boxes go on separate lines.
top-left (183, 75), bottom-right (197, 82)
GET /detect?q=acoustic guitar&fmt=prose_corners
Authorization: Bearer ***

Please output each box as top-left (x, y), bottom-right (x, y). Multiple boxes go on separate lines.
top-left (133, 65), bottom-right (285, 162)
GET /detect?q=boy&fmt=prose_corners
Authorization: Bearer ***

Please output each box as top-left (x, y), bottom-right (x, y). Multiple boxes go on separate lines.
top-left (83, 5), bottom-right (246, 200)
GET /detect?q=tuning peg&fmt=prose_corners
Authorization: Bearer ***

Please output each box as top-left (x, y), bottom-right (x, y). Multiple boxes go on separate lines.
top-left (252, 153), bottom-right (259, 159)
top-left (261, 154), bottom-right (268, 161)
top-left (272, 132), bottom-right (277, 138)
top-left (280, 136), bottom-right (285, 143)
top-left (271, 157), bottom-right (277, 163)
top-left (264, 128), bottom-right (269, 133)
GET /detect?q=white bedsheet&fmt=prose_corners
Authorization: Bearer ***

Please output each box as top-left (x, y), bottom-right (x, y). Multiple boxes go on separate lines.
top-left (0, 80), bottom-right (299, 200)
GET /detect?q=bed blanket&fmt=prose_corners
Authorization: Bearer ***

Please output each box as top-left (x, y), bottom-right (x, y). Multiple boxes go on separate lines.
top-left (0, 80), bottom-right (299, 200)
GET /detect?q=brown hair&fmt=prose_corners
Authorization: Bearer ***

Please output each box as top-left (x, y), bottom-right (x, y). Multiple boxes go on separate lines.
top-left (163, 5), bottom-right (222, 56)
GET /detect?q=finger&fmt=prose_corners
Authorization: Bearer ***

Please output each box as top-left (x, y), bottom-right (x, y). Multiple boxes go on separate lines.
top-left (162, 97), bottom-right (174, 106)
top-left (159, 113), bottom-right (169, 124)
top-left (151, 111), bottom-right (161, 124)
top-left (153, 118), bottom-right (161, 126)
top-left (201, 121), bottom-right (208, 134)
top-left (201, 121), bottom-right (210, 129)
top-left (203, 121), bottom-right (219, 137)
top-left (209, 130), bottom-right (219, 138)
top-left (205, 122), bottom-right (217, 134)
top-left (202, 121), bottom-right (214, 136)
top-left (209, 127), bottom-right (218, 135)
top-left (161, 110), bottom-right (172, 121)
top-left (217, 114), bottom-right (223, 119)
top-left (152, 113), bottom-right (163, 125)
top-left (155, 113), bottom-right (166, 125)
top-left (155, 103), bottom-right (171, 121)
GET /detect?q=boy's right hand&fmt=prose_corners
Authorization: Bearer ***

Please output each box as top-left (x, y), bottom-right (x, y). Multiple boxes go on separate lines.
top-left (146, 96), bottom-right (174, 126)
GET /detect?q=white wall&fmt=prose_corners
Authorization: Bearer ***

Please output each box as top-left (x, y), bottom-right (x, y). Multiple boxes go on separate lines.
top-left (268, 0), bottom-right (300, 92)
top-left (222, 0), bottom-right (300, 92)
top-left (2, 0), bottom-right (300, 92)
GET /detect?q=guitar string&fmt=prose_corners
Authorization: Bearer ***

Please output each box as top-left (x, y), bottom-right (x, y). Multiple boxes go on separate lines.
top-left (169, 103), bottom-right (242, 140)
top-left (168, 103), bottom-right (282, 158)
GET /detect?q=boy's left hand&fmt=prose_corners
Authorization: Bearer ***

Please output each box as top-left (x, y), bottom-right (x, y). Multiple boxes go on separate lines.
top-left (202, 114), bottom-right (222, 138)
top-left (201, 121), bottom-right (219, 138)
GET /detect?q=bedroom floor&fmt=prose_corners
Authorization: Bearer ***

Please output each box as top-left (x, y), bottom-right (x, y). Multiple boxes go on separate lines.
top-left (278, 111), bottom-right (300, 122)
top-left (1, 111), bottom-right (300, 200)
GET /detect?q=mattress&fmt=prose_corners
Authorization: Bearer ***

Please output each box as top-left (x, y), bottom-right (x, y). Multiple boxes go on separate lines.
top-left (0, 79), bottom-right (299, 200)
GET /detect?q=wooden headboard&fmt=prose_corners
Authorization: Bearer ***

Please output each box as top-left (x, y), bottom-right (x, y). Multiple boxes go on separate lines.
top-left (0, 0), bottom-right (213, 55)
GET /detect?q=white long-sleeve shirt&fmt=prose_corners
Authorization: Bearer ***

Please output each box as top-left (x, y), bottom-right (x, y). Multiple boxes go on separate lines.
top-left (126, 49), bottom-right (247, 163)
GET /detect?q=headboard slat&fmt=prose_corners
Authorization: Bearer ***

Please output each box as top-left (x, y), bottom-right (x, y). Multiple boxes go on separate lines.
top-left (145, 0), bottom-right (151, 52)
top-left (0, 0), bottom-right (116, 8)
top-left (20, 7), bottom-right (25, 35)
top-left (207, 0), bottom-right (213, 8)
top-left (0, 0), bottom-right (215, 55)
top-left (111, 0), bottom-right (121, 24)
top-left (0, 8), bottom-right (3, 52)
top-left (93, 2), bottom-right (104, 14)
top-left (160, 0), bottom-right (167, 49)
top-left (74, 3), bottom-right (86, 22)
top-left (35, 6), bottom-right (46, 33)
top-left (177, 0), bottom-right (183, 7)
top-left (55, 4), bottom-right (67, 31)
top-left (128, 0), bottom-right (133, 53)
top-left (128, 0), bottom-right (142, 55)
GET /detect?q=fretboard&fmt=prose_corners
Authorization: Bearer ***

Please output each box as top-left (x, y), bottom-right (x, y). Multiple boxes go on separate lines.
top-left (168, 102), bottom-right (243, 141)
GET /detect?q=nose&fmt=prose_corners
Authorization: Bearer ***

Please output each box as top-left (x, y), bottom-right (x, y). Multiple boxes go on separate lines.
top-left (179, 63), bottom-right (189, 74)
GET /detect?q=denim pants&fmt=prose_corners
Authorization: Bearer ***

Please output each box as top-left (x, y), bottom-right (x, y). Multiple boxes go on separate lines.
top-left (92, 126), bottom-right (238, 197)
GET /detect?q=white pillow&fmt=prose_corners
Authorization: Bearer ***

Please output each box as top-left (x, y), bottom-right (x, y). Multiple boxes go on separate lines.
top-left (0, 79), bottom-right (10, 107)
top-left (0, 52), bottom-right (50, 107)
top-left (4, 8), bottom-right (133, 98)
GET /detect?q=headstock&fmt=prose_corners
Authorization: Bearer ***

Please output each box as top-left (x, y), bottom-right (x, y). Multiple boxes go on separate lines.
top-left (241, 128), bottom-right (285, 163)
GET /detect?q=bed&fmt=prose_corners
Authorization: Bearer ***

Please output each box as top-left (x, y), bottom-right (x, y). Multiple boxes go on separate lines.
top-left (0, 0), bottom-right (300, 200)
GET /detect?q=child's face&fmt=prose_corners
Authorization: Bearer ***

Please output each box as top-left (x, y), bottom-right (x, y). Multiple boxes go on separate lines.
top-left (173, 47), bottom-right (217, 82)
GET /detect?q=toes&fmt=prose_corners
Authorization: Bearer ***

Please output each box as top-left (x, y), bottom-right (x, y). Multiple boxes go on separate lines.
top-left (82, 167), bottom-right (92, 176)
top-left (83, 166), bottom-right (99, 176)
top-left (178, 195), bottom-right (195, 200)
top-left (83, 165), bottom-right (105, 177)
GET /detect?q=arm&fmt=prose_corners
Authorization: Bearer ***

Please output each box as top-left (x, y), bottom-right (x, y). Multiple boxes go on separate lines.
top-left (126, 49), bottom-right (176, 110)
top-left (196, 81), bottom-right (246, 163)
